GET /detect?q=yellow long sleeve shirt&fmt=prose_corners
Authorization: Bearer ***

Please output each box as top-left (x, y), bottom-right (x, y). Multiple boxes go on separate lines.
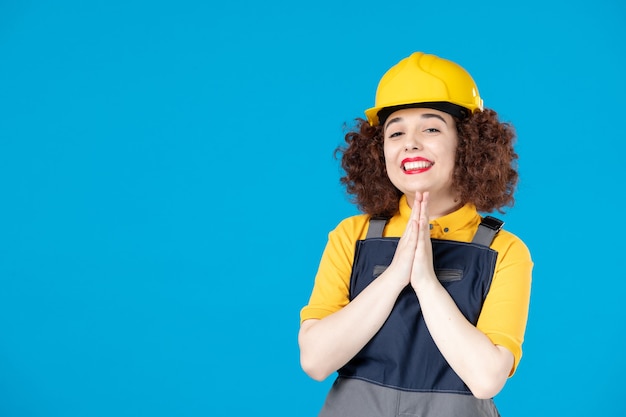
top-left (300, 196), bottom-right (533, 375)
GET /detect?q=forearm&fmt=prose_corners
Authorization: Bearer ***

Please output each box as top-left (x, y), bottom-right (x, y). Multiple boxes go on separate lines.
top-left (414, 277), bottom-right (513, 399)
top-left (298, 270), bottom-right (406, 381)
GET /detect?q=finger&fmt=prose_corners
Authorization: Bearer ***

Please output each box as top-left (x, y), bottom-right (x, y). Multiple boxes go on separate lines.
top-left (420, 192), bottom-right (429, 228)
top-left (399, 212), bottom-right (413, 241)
top-left (416, 192), bottom-right (432, 257)
top-left (400, 193), bottom-right (421, 245)
top-left (399, 218), bottom-right (418, 250)
top-left (410, 192), bottom-right (422, 224)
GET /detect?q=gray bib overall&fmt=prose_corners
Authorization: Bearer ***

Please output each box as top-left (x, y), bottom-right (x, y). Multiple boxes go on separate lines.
top-left (318, 216), bottom-right (504, 417)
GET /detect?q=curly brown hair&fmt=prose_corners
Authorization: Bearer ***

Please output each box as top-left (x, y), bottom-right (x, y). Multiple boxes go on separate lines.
top-left (334, 108), bottom-right (518, 217)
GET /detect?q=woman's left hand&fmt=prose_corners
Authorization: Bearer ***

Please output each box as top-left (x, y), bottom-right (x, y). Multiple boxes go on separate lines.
top-left (408, 192), bottom-right (438, 291)
top-left (407, 192), bottom-right (514, 399)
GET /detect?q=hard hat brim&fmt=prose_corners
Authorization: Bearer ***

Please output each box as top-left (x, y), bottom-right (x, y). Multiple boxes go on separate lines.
top-left (367, 101), bottom-right (472, 127)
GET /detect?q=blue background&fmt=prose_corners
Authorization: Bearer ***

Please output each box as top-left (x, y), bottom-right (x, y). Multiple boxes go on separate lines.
top-left (1, 0), bottom-right (624, 416)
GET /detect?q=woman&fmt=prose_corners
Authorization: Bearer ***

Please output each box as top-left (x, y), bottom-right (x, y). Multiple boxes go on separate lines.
top-left (298, 52), bottom-right (533, 417)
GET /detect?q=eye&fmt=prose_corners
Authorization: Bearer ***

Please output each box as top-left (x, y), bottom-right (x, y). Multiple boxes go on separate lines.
top-left (387, 131), bottom-right (404, 140)
top-left (424, 128), bottom-right (440, 134)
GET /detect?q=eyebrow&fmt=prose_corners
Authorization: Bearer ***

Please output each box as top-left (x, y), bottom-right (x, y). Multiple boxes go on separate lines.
top-left (384, 113), bottom-right (448, 130)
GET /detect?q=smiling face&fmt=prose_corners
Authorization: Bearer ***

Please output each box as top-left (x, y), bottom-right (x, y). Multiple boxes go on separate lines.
top-left (383, 107), bottom-right (459, 212)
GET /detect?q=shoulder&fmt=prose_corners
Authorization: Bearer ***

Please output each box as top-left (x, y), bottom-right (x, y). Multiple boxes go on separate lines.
top-left (492, 227), bottom-right (533, 265)
top-left (330, 213), bottom-right (371, 241)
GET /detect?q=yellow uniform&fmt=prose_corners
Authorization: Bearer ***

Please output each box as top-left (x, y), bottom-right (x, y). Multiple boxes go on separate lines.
top-left (301, 195), bottom-right (532, 374)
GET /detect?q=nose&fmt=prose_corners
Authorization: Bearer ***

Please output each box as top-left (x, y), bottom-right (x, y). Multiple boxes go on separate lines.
top-left (404, 134), bottom-right (421, 151)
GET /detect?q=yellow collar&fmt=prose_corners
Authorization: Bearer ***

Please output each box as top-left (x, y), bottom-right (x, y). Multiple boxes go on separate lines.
top-left (398, 195), bottom-right (481, 239)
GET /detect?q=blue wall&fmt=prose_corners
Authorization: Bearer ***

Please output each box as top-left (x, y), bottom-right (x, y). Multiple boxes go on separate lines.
top-left (1, 1), bottom-right (624, 415)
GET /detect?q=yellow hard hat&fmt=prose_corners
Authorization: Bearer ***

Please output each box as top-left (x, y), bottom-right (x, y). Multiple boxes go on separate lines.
top-left (365, 52), bottom-right (484, 126)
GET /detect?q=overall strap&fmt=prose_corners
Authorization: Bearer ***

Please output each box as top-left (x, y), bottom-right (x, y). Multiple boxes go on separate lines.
top-left (365, 217), bottom-right (390, 239)
top-left (471, 216), bottom-right (504, 247)
top-left (367, 215), bottom-right (504, 246)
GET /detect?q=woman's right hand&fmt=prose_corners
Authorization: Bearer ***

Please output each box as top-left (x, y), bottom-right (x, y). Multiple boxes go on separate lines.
top-left (298, 203), bottom-right (421, 380)
top-left (384, 193), bottom-right (422, 289)
top-left (299, 193), bottom-right (426, 381)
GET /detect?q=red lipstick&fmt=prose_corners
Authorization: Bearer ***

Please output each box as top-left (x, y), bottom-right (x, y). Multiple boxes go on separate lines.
top-left (401, 157), bottom-right (433, 174)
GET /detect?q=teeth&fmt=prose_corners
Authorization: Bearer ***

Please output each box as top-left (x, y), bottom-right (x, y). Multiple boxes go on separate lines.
top-left (404, 161), bottom-right (432, 171)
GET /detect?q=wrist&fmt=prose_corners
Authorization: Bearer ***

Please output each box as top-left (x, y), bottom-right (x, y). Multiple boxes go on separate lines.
top-left (411, 272), bottom-right (440, 295)
top-left (379, 265), bottom-right (411, 294)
